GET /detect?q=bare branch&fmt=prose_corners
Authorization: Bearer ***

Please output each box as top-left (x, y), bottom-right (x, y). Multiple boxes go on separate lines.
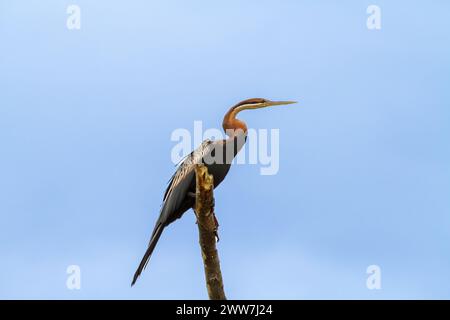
top-left (194, 164), bottom-right (226, 300)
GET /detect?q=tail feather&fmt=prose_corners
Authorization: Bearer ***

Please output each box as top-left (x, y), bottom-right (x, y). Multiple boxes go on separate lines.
top-left (131, 223), bottom-right (165, 286)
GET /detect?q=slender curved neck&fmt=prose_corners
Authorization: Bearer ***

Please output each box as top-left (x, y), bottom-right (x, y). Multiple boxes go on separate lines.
top-left (221, 107), bottom-right (248, 160)
top-left (222, 107), bottom-right (248, 137)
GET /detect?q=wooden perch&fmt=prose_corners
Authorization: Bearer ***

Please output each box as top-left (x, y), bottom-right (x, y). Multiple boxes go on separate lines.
top-left (194, 164), bottom-right (226, 300)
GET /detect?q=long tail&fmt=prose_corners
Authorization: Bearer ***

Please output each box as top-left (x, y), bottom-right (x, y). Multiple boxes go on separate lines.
top-left (131, 223), bottom-right (165, 286)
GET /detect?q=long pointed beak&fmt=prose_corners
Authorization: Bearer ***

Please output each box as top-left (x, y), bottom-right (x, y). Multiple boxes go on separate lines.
top-left (266, 100), bottom-right (298, 106)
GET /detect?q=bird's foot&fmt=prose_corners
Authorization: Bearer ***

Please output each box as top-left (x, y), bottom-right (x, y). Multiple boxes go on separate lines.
top-left (188, 192), bottom-right (196, 198)
top-left (188, 192), bottom-right (215, 208)
top-left (190, 191), bottom-right (219, 241)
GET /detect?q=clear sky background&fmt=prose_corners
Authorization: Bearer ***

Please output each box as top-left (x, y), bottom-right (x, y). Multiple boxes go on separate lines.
top-left (1, 1), bottom-right (449, 299)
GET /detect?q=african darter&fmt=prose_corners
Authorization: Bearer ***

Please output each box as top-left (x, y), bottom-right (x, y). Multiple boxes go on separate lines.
top-left (131, 98), bottom-right (296, 285)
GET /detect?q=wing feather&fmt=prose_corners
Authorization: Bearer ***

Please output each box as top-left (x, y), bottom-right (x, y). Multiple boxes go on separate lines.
top-left (163, 139), bottom-right (214, 201)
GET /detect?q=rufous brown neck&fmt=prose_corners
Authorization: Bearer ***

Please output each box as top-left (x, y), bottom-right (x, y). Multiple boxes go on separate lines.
top-left (222, 107), bottom-right (248, 137)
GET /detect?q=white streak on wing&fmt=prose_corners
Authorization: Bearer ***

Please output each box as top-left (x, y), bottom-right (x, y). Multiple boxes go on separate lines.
top-left (163, 139), bottom-right (214, 201)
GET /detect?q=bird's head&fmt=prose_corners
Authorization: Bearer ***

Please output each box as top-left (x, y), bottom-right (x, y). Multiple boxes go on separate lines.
top-left (232, 98), bottom-right (297, 111)
top-left (222, 98), bottom-right (297, 133)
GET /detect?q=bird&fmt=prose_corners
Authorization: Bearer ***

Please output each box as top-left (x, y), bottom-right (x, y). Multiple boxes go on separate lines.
top-left (131, 98), bottom-right (296, 286)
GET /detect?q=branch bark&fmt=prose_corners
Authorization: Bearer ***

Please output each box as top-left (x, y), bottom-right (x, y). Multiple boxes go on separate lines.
top-left (194, 164), bottom-right (226, 300)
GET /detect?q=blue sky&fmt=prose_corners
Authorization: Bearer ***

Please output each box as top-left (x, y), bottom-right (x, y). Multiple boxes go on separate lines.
top-left (1, 0), bottom-right (449, 299)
